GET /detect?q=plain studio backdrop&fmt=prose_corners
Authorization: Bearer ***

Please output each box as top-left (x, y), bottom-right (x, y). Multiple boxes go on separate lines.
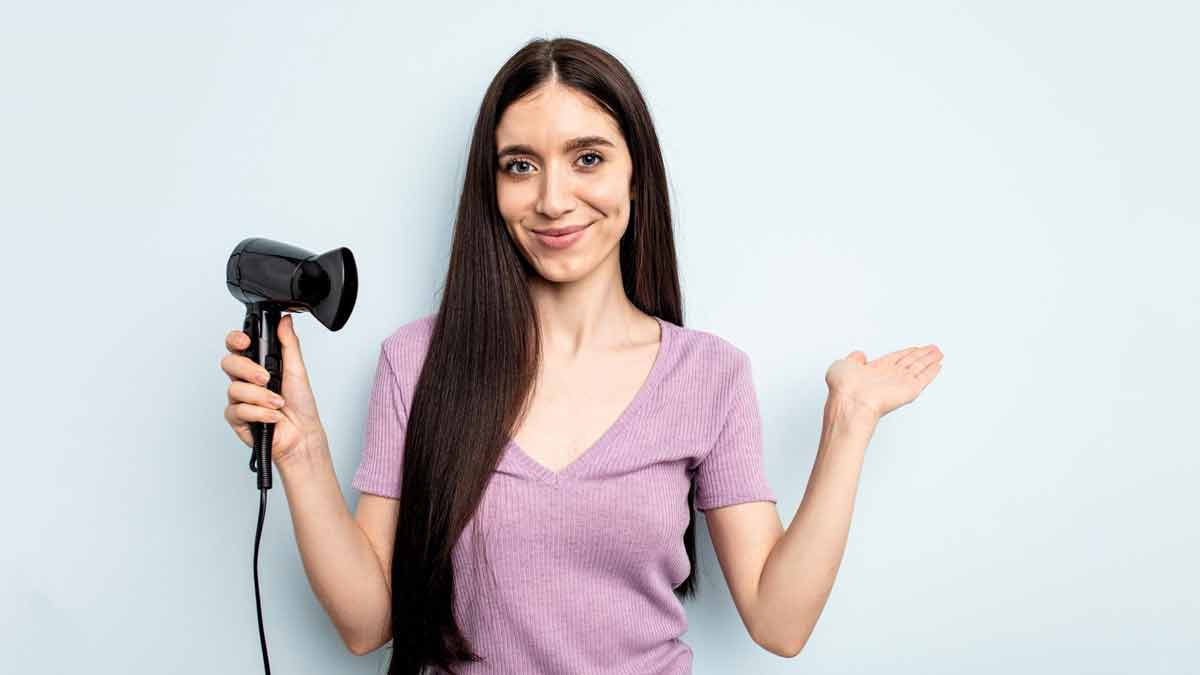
top-left (2, 1), bottom-right (1196, 673)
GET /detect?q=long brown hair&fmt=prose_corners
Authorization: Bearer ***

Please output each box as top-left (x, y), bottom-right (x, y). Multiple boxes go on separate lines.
top-left (387, 36), bottom-right (696, 674)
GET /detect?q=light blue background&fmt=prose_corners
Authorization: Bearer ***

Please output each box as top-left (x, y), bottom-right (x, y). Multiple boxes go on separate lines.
top-left (3, 1), bottom-right (1196, 673)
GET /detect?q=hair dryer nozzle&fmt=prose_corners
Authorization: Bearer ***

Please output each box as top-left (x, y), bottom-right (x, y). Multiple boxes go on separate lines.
top-left (310, 246), bottom-right (357, 331)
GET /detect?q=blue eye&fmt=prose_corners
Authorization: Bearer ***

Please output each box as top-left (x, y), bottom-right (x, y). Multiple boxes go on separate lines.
top-left (505, 159), bottom-right (534, 175)
top-left (502, 152), bottom-right (604, 175)
top-left (578, 152), bottom-right (603, 168)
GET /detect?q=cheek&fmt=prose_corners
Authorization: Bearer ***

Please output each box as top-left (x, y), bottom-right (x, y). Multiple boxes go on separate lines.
top-left (577, 183), bottom-right (630, 236)
top-left (495, 183), bottom-right (522, 221)
top-left (582, 177), bottom-right (626, 208)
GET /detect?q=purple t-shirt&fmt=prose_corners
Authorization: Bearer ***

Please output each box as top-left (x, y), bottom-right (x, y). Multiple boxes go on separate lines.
top-left (351, 312), bottom-right (776, 674)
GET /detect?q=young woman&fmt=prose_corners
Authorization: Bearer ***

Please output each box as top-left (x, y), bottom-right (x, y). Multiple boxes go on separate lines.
top-left (221, 36), bottom-right (943, 675)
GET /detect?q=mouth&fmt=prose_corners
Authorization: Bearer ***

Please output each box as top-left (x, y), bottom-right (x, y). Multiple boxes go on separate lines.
top-left (532, 223), bottom-right (591, 237)
top-left (531, 221), bottom-right (592, 249)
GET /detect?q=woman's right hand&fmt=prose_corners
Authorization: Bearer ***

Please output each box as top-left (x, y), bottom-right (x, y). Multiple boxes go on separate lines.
top-left (221, 313), bottom-right (327, 467)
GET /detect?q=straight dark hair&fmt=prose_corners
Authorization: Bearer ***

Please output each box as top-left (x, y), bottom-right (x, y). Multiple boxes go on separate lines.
top-left (387, 36), bottom-right (696, 674)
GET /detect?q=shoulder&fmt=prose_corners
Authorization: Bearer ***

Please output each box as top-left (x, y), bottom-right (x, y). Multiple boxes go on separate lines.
top-left (380, 311), bottom-right (437, 357)
top-left (375, 312), bottom-right (438, 392)
top-left (660, 321), bottom-right (759, 445)
top-left (667, 320), bottom-right (752, 383)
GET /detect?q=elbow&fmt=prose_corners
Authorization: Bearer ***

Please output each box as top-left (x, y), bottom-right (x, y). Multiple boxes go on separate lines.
top-left (347, 638), bottom-right (381, 657)
top-left (760, 638), bottom-right (804, 659)
top-left (344, 629), bottom-right (386, 657)
top-left (778, 640), bottom-right (805, 658)
top-left (343, 611), bottom-right (392, 655)
top-left (752, 627), bottom-right (806, 659)
top-left (345, 635), bottom-right (368, 656)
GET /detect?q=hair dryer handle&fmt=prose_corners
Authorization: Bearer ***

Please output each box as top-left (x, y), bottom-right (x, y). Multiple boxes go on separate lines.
top-left (241, 306), bottom-right (283, 490)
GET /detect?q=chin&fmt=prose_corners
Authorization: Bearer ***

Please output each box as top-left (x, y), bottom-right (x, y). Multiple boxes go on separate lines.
top-left (533, 261), bottom-right (595, 284)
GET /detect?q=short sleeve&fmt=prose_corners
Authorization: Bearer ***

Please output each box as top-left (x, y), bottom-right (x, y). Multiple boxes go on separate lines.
top-left (350, 344), bottom-right (408, 499)
top-left (694, 350), bottom-right (777, 512)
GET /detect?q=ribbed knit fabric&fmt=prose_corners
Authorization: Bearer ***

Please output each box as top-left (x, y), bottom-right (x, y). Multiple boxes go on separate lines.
top-left (351, 312), bottom-right (776, 674)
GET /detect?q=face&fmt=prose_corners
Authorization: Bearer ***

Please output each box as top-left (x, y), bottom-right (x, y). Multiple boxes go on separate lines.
top-left (494, 81), bottom-right (635, 283)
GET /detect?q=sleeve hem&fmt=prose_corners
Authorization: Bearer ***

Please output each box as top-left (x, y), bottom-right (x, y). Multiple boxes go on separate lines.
top-left (695, 493), bottom-right (777, 512)
top-left (350, 476), bottom-right (401, 500)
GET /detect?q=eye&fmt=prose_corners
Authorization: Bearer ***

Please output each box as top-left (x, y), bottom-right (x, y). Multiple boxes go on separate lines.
top-left (501, 152), bottom-right (605, 176)
top-left (503, 158), bottom-right (534, 175)
top-left (577, 151), bottom-right (603, 168)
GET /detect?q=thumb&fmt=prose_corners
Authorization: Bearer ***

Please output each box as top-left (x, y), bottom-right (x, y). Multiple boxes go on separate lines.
top-left (277, 314), bottom-right (308, 375)
top-left (845, 350), bottom-right (867, 364)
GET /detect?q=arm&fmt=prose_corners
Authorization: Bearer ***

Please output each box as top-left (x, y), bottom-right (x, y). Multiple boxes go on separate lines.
top-left (710, 346), bottom-right (940, 656)
top-left (753, 394), bottom-right (878, 656)
top-left (277, 438), bottom-right (393, 655)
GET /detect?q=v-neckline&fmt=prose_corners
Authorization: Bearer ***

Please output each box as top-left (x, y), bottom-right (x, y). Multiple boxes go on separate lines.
top-left (506, 315), bottom-right (673, 486)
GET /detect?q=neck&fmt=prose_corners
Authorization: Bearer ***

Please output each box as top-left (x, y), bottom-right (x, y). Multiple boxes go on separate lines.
top-left (526, 259), bottom-right (646, 356)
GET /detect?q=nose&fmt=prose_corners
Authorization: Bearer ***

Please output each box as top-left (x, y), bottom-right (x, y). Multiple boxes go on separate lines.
top-left (535, 160), bottom-right (577, 220)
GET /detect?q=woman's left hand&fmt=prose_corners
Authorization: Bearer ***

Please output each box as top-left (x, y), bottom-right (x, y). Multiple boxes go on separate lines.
top-left (825, 344), bottom-right (944, 420)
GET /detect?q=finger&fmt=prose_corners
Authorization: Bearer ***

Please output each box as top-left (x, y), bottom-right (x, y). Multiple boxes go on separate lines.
top-left (876, 346), bottom-right (920, 366)
top-left (897, 345), bottom-right (938, 369)
top-left (224, 405), bottom-right (272, 448)
top-left (223, 331), bottom-right (253, 382)
top-left (224, 403), bottom-right (250, 433)
top-left (906, 347), bottom-right (943, 375)
top-left (230, 402), bottom-right (286, 425)
top-left (228, 380), bottom-right (286, 409)
top-left (915, 359), bottom-right (942, 384)
top-left (221, 352), bottom-right (272, 386)
top-left (224, 403), bottom-right (253, 439)
top-left (277, 314), bottom-right (309, 378)
top-left (233, 426), bottom-right (253, 448)
top-left (226, 330), bottom-right (251, 354)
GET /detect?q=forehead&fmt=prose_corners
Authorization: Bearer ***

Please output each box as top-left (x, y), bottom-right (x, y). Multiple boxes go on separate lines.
top-left (495, 83), bottom-right (623, 148)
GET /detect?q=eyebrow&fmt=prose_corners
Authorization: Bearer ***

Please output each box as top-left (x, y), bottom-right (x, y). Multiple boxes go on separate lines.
top-left (496, 135), bottom-right (616, 161)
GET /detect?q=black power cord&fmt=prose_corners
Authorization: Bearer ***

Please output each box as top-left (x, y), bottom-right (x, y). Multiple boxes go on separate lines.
top-left (253, 488), bottom-right (270, 674)
top-left (250, 424), bottom-right (274, 673)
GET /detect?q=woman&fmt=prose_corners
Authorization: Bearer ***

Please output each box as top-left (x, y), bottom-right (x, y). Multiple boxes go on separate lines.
top-left (220, 36), bottom-right (943, 674)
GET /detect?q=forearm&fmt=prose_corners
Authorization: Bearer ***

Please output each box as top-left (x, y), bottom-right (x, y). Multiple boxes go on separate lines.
top-left (755, 394), bottom-right (878, 656)
top-left (277, 441), bottom-right (391, 655)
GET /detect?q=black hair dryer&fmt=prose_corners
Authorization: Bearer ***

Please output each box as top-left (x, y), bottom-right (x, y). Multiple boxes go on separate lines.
top-left (226, 237), bottom-right (358, 489)
top-left (227, 237), bottom-right (357, 674)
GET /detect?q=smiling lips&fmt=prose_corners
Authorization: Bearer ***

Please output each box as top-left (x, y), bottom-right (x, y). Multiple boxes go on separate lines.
top-left (534, 223), bottom-right (590, 236)
top-left (533, 222), bottom-right (591, 249)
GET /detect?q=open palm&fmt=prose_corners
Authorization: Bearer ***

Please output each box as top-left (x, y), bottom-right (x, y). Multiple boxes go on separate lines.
top-left (825, 345), bottom-right (944, 419)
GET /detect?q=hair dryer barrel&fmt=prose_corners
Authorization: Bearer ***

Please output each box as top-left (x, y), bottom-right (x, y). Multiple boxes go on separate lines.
top-left (226, 237), bottom-right (357, 331)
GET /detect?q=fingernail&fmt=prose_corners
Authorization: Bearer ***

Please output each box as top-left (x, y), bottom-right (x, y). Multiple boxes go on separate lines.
top-left (272, 396), bottom-right (285, 407)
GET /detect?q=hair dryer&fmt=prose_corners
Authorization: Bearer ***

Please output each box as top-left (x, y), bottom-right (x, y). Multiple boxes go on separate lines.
top-left (226, 237), bottom-right (357, 489)
top-left (226, 237), bottom-right (357, 674)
